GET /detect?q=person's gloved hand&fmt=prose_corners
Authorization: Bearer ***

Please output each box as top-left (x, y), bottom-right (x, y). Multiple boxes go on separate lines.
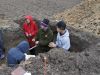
top-left (24, 53), bottom-right (35, 61)
top-left (32, 38), bottom-right (35, 42)
top-left (35, 41), bottom-right (39, 45)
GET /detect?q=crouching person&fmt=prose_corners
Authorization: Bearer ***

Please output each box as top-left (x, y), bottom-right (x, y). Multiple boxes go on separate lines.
top-left (49, 21), bottom-right (71, 52)
top-left (7, 41), bottom-right (30, 67)
top-left (34, 18), bottom-right (53, 55)
top-left (23, 15), bottom-right (38, 48)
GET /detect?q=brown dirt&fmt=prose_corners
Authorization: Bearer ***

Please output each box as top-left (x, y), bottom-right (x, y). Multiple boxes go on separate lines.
top-left (0, 0), bottom-right (81, 19)
top-left (0, 0), bottom-right (100, 75)
top-left (53, 0), bottom-right (100, 36)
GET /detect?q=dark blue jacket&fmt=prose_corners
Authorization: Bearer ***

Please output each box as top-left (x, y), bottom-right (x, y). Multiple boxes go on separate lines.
top-left (7, 41), bottom-right (30, 67)
top-left (0, 30), bottom-right (4, 57)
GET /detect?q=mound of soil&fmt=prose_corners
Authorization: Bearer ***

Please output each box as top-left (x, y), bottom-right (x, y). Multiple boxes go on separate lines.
top-left (53, 0), bottom-right (100, 36)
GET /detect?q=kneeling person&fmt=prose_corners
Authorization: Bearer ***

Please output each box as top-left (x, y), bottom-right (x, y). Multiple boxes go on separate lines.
top-left (49, 21), bottom-right (71, 52)
top-left (34, 19), bottom-right (53, 55)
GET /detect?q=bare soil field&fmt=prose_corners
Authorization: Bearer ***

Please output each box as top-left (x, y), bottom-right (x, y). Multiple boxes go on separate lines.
top-left (0, 0), bottom-right (81, 19)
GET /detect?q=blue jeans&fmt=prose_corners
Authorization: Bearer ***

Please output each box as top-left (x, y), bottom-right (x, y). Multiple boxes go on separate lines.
top-left (17, 41), bottom-right (30, 53)
top-left (7, 41), bottom-right (29, 67)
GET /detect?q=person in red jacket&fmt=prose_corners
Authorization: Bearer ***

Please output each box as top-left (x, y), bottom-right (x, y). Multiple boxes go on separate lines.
top-left (23, 15), bottom-right (38, 49)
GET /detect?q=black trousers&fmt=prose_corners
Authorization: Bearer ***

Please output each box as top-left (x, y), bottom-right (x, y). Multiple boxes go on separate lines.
top-left (29, 48), bottom-right (36, 55)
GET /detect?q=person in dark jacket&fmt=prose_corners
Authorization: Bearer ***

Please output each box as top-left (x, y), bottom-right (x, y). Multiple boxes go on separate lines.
top-left (7, 41), bottom-right (30, 67)
top-left (33, 19), bottom-right (53, 55)
top-left (0, 30), bottom-right (5, 60)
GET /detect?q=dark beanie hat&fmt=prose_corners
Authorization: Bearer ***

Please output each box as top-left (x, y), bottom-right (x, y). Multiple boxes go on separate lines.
top-left (41, 18), bottom-right (49, 27)
top-left (42, 19), bottom-right (49, 25)
top-left (56, 21), bottom-right (66, 30)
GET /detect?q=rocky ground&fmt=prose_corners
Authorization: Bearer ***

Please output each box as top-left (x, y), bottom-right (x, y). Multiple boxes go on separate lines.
top-left (53, 0), bottom-right (100, 36)
top-left (0, 0), bottom-right (100, 75)
top-left (0, 0), bottom-right (81, 19)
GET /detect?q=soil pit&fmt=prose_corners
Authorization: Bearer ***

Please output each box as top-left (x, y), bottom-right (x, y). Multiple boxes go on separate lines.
top-left (1, 20), bottom-right (92, 55)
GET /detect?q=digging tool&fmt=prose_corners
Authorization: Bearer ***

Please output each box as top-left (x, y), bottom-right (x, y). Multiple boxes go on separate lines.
top-left (44, 56), bottom-right (47, 75)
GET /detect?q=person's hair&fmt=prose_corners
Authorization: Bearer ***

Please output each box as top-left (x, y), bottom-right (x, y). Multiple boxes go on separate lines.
top-left (56, 21), bottom-right (66, 30)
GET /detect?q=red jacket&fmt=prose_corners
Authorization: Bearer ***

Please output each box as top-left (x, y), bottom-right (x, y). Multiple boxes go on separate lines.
top-left (23, 15), bottom-right (38, 48)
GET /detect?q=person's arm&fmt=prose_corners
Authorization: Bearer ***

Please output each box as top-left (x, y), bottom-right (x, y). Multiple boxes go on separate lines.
top-left (35, 29), bottom-right (40, 41)
top-left (61, 37), bottom-right (70, 51)
top-left (31, 23), bottom-right (38, 37)
top-left (55, 34), bottom-right (59, 48)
